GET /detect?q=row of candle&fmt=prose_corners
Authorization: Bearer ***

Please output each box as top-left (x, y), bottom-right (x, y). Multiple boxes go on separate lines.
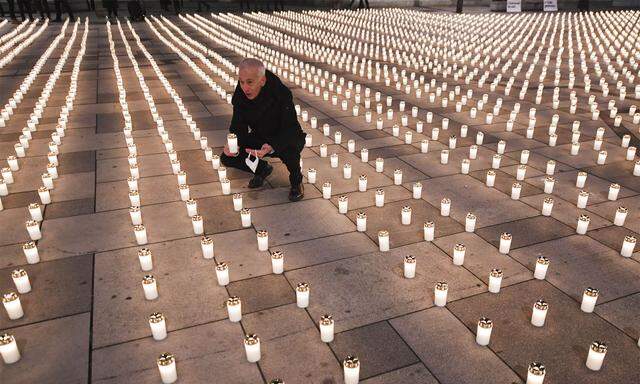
top-left (0, 18), bottom-right (49, 70)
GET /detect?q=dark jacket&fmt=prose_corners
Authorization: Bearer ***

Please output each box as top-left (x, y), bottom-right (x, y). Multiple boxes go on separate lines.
top-left (230, 70), bottom-right (305, 154)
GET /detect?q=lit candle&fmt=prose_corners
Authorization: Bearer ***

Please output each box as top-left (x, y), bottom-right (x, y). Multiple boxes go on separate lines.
top-left (142, 275), bottom-right (158, 300)
top-left (129, 206), bottom-right (142, 226)
top-left (571, 142), bottom-right (580, 156)
top-left (220, 178), bottom-right (231, 195)
top-left (157, 353), bottom-right (177, 384)
top-left (137, 248), bottom-right (153, 271)
top-left (201, 236), bottom-right (214, 259)
top-left (232, 193), bottom-right (243, 212)
top-left (321, 181), bottom-right (332, 199)
top-left (0, 334), bottom-right (20, 364)
top-left (531, 299), bottom-right (548, 327)
top-left (476, 317), bottom-right (493, 346)
top-left (413, 182), bottom-right (422, 199)
top-left (526, 362), bottom-right (545, 384)
top-left (129, 190), bottom-right (140, 207)
top-left (434, 281), bottom-right (448, 307)
top-left (348, 140), bottom-right (355, 153)
top-left (486, 170), bottom-right (496, 187)
top-left (343, 356), bottom-right (360, 384)
top-left (271, 251), bottom-right (284, 274)
top-left (149, 312), bottom-right (167, 341)
top-left (499, 232), bottom-right (512, 254)
top-left (360, 148), bottom-right (369, 162)
top-left (463, 212), bottom-right (476, 232)
top-left (330, 153), bottom-right (339, 168)
top-left (544, 176), bottom-right (555, 194)
top-left (1, 168), bottom-right (13, 184)
top-left (452, 243), bottom-right (466, 266)
top-left (356, 212), bottom-right (367, 232)
top-left (421, 139), bottom-right (429, 153)
top-left (511, 182), bottom-right (522, 200)
top-left (26, 220), bottom-right (41, 240)
top-left (2, 292), bottom-right (23, 320)
top-left (488, 269), bottom-right (503, 293)
top-left (635, 161), bottom-right (640, 176)
top-left (576, 171), bottom-right (587, 188)
top-left (586, 341), bottom-right (607, 371)
top-left (307, 168), bottom-right (317, 184)
top-left (244, 334), bottom-right (261, 363)
top-left (211, 154), bottom-right (220, 169)
top-left (26, 203), bottom-right (43, 223)
top-left (393, 169), bottom-right (403, 185)
top-left (492, 154), bottom-right (502, 169)
top-left (375, 188), bottom-right (385, 207)
top-left (375, 157), bottom-right (384, 172)
top-left (319, 314), bottom-right (334, 343)
top-left (401, 206), bottom-right (412, 225)
top-left (469, 145), bottom-right (478, 159)
top-left (343, 163), bottom-right (352, 179)
top-left (581, 287), bottom-right (599, 313)
top-left (336, 195), bottom-right (349, 214)
top-left (440, 149), bottom-right (449, 165)
top-left (257, 230), bottom-right (269, 251)
top-left (440, 198), bottom-right (451, 216)
top-left (227, 296), bottom-right (242, 322)
top-left (404, 255), bottom-right (416, 278)
top-left (358, 174), bottom-right (367, 192)
top-left (378, 230), bottom-right (390, 252)
top-left (185, 199), bottom-right (197, 217)
top-left (296, 282), bottom-right (310, 308)
top-left (192, 215), bottom-right (204, 235)
top-left (216, 262), bottom-right (229, 286)
top-left (461, 159), bottom-right (470, 174)
top-left (127, 177), bottom-right (138, 191)
top-left (516, 165), bottom-right (527, 181)
top-left (424, 221), bottom-right (435, 241)
top-left (614, 206), bottom-right (627, 226)
top-left (534, 256), bottom-right (550, 279)
top-left (621, 235), bottom-right (636, 257)
top-left (22, 242), bottom-right (39, 264)
top-left (576, 214), bottom-right (590, 235)
top-left (546, 160), bottom-right (555, 175)
top-left (577, 190), bottom-right (589, 209)
top-left (11, 269), bottom-right (31, 294)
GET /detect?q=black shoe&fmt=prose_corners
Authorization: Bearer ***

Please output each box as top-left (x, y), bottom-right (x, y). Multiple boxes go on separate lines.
top-left (288, 183), bottom-right (304, 202)
top-left (248, 163), bottom-right (273, 188)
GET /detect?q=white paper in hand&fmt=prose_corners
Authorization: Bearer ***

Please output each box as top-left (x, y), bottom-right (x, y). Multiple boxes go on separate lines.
top-left (245, 151), bottom-right (259, 173)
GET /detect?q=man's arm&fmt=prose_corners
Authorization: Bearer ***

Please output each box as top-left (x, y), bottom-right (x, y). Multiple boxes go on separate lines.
top-left (270, 92), bottom-right (302, 153)
top-left (229, 105), bottom-right (249, 148)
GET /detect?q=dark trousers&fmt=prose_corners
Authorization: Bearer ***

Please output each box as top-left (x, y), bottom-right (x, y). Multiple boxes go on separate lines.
top-left (54, 0), bottom-right (73, 20)
top-left (34, 0), bottom-right (50, 19)
top-left (17, 0), bottom-right (33, 20)
top-left (220, 136), bottom-right (303, 186)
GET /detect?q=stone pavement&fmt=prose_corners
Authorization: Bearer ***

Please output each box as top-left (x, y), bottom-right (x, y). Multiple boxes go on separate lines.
top-left (0, 9), bottom-right (639, 384)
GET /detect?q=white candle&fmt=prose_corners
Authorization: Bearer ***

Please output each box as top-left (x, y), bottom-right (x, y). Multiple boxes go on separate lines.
top-left (22, 242), bottom-right (39, 264)
top-left (149, 312), bottom-right (167, 341)
top-left (492, 154), bottom-right (502, 169)
top-left (499, 233), bottom-right (512, 254)
top-left (201, 236), bottom-right (214, 259)
top-left (216, 262), bottom-right (230, 286)
top-left (469, 145), bottom-right (478, 159)
top-left (577, 190), bottom-right (589, 208)
top-left (635, 161), bottom-right (640, 176)
top-left (337, 195), bottom-right (349, 214)
top-left (142, 275), bottom-right (158, 300)
top-left (128, 206), bottom-right (142, 225)
top-left (157, 353), bottom-right (177, 384)
top-left (26, 220), bottom-right (41, 240)
top-left (526, 362), bottom-right (545, 384)
top-left (348, 140), bottom-right (356, 153)
top-left (28, 203), bottom-right (42, 221)
top-left (185, 199), bottom-right (197, 217)
top-left (424, 221), bottom-right (435, 241)
top-left (127, 177), bottom-right (138, 191)
top-left (511, 182), bottom-right (522, 200)
top-left (621, 235), bottom-right (636, 257)
top-left (534, 256), bottom-right (550, 279)
top-left (307, 168), bottom-right (317, 184)
top-left (271, 251), bottom-right (284, 274)
top-left (543, 177), bottom-right (555, 194)
top-left (614, 206), bottom-right (627, 226)
top-left (376, 157), bottom-right (384, 172)
top-left (488, 269), bottom-right (503, 293)
top-left (440, 149), bottom-right (449, 165)
top-left (319, 315), bottom-right (334, 343)
top-left (401, 206), bottom-right (412, 225)
top-left (581, 287), bottom-right (599, 313)
top-left (220, 178), bottom-right (231, 195)
top-left (434, 281), bottom-right (448, 307)
top-left (404, 255), bottom-right (416, 278)
top-left (576, 214), bottom-right (590, 235)
top-left (296, 282), bottom-right (310, 308)
top-left (531, 300), bottom-right (548, 327)
top-left (412, 182), bottom-right (422, 199)
top-left (421, 139), bottom-right (429, 153)
top-left (356, 212), bottom-right (367, 232)
top-left (322, 182), bottom-right (332, 199)
top-left (1, 291), bottom-right (22, 322)
top-left (440, 198), bottom-right (451, 216)
top-left (232, 193), bottom-right (243, 212)
top-left (393, 169), bottom-right (403, 185)
top-left (227, 296), bottom-right (242, 322)
top-left (343, 356), bottom-right (360, 384)
top-left (217, 167), bottom-right (227, 180)
top-left (128, 190), bottom-right (140, 207)
top-left (486, 170), bottom-right (496, 187)
top-left (378, 230), bottom-right (390, 252)
top-left (626, 147), bottom-right (636, 161)
top-left (343, 163), bottom-right (352, 179)
top-left (571, 142), bottom-right (580, 156)
top-left (1, 168), bottom-right (13, 184)
top-left (244, 334), bottom-right (261, 363)
top-left (586, 341), bottom-right (607, 371)
top-left (211, 154), bottom-right (220, 169)
top-left (597, 151), bottom-right (608, 165)
top-left (453, 243), bottom-right (466, 266)
top-left (192, 215), bottom-right (204, 235)
top-left (476, 317), bottom-right (493, 346)
top-left (11, 269), bottom-right (31, 294)
top-left (257, 230), bottom-right (269, 251)
top-left (0, 334), bottom-right (20, 364)
top-left (516, 165), bottom-right (527, 181)
top-left (375, 189), bottom-right (385, 207)
top-left (137, 248), bottom-right (153, 271)
top-left (546, 160), bottom-right (556, 175)
top-left (460, 159), bottom-right (470, 175)
top-left (330, 153), bottom-right (339, 168)
top-left (133, 224), bottom-right (147, 245)
top-left (360, 148), bottom-right (369, 162)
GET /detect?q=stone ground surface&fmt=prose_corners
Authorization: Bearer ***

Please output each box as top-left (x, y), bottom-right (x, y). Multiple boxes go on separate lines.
top-left (0, 8), bottom-right (639, 384)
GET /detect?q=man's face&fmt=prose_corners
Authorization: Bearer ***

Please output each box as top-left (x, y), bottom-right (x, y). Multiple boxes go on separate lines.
top-left (239, 67), bottom-right (266, 100)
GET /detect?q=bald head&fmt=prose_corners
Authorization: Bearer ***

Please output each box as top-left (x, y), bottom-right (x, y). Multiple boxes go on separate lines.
top-left (238, 58), bottom-right (266, 100)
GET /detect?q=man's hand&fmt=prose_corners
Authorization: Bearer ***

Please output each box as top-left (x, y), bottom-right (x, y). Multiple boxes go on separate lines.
top-left (223, 144), bottom-right (238, 157)
top-left (245, 143), bottom-right (273, 158)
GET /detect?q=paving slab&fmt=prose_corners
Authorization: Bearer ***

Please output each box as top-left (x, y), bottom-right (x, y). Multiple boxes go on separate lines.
top-left (360, 363), bottom-right (438, 384)
top-left (476, 215), bottom-right (576, 251)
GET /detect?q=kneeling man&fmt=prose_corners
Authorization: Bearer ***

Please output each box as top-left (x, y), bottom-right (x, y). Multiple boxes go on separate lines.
top-left (221, 58), bottom-right (305, 201)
